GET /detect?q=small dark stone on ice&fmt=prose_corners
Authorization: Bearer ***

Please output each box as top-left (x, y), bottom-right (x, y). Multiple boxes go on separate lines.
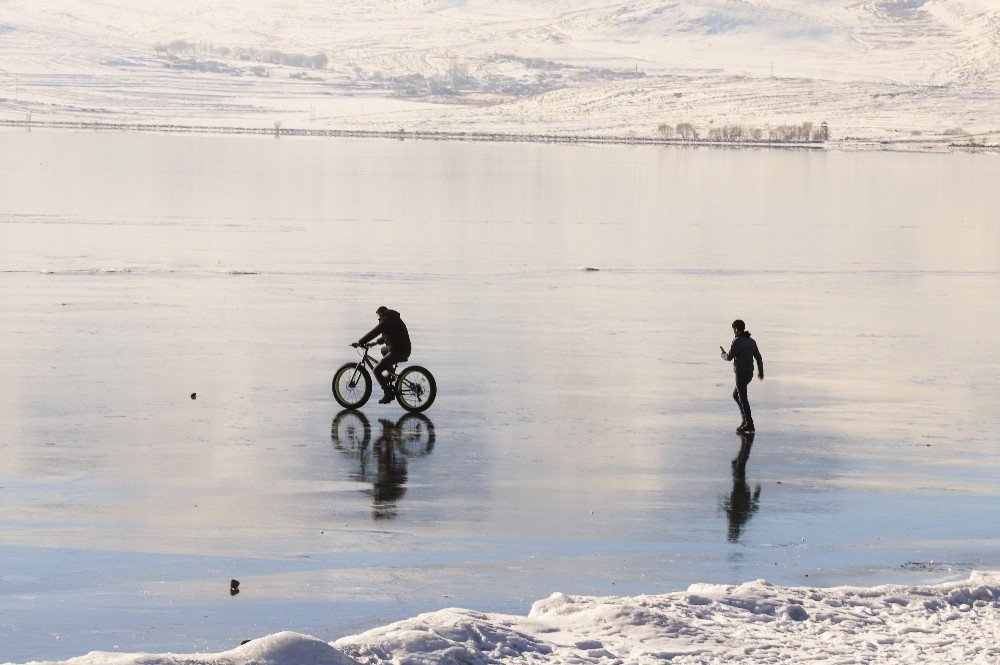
top-left (241, 639), bottom-right (252, 645)
top-left (191, 393), bottom-right (197, 400)
top-left (230, 579), bottom-right (240, 596)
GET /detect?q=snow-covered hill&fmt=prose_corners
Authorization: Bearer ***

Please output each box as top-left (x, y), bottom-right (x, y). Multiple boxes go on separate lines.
top-left (1, 1), bottom-right (998, 145)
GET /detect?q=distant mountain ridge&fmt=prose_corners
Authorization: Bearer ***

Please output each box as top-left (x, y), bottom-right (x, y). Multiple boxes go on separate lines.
top-left (1, 0), bottom-right (997, 147)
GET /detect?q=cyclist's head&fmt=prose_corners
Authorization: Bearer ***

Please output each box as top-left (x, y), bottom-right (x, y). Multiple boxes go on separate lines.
top-left (376, 305), bottom-right (389, 319)
top-left (732, 319), bottom-right (746, 334)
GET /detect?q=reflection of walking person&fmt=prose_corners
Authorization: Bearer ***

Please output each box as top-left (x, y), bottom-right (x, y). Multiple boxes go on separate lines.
top-left (720, 319), bottom-right (764, 433)
top-left (724, 433), bottom-right (761, 542)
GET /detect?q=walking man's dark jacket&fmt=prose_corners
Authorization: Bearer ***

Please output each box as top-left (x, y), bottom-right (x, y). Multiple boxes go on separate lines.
top-left (726, 331), bottom-right (763, 378)
top-left (359, 308), bottom-right (411, 359)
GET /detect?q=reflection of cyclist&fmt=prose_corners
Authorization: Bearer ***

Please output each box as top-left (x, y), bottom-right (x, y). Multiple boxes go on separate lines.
top-left (353, 306), bottom-right (412, 404)
top-left (330, 410), bottom-right (436, 521)
top-left (370, 418), bottom-right (408, 519)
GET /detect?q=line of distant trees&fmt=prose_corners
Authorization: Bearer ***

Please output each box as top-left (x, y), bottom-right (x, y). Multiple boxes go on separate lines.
top-left (659, 121), bottom-right (829, 142)
top-left (155, 39), bottom-right (328, 69)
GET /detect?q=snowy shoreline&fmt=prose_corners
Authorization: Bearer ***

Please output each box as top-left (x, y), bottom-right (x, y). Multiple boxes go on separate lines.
top-left (10, 572), bottom-right (999, 664)
top-left (4, 119), bottom-right (998, 154)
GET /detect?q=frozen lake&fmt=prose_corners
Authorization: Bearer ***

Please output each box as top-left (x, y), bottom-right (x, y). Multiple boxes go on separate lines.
top-left (1, 131), bottom-right (998, 661)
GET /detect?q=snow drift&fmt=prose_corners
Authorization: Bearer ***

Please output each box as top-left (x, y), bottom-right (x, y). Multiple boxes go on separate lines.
top-left (14, 572), bottom-right (999, 664)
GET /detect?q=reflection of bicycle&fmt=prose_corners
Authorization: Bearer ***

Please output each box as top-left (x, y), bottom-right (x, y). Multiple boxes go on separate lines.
top-left (332, 342), bottom-right (437, 412)
top-left (330, 409), bottom-right (436, 520)
top-left (330, 409), bottom-right (436, 455)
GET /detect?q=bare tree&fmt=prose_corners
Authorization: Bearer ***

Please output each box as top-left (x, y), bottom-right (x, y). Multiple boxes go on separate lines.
top-left (676, 122), bottom-right (698, 139)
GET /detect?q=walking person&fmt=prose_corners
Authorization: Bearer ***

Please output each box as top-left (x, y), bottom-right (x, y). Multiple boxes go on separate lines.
top-left (720, 319), bottom-right (764, 433)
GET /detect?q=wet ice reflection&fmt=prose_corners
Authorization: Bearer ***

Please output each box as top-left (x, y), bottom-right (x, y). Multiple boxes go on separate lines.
top-left (1, 132), bottom-right (999, 661)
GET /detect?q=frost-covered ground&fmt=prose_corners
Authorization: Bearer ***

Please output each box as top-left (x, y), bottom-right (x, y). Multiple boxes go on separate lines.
top-left (12, 573), bottom-right (1000, 664)
top-left (1, 0), bottom-right (999, 148)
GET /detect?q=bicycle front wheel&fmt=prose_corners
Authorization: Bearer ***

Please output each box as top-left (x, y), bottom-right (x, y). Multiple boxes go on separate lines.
top-left (333, 363), bottom-right (372, 409)
top-left (395, 366), bottom-right (436, 413)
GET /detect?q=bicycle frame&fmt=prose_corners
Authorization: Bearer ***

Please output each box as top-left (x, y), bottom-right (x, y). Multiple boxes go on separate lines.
top-left (352, 343), bottom-right (400, 382)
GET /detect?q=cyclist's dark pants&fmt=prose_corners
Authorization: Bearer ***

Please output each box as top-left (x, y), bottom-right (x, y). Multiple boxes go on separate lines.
top-left (374, 349), bottom-right (408, 394)
top-left (733, 371), bottom-right (753, 425)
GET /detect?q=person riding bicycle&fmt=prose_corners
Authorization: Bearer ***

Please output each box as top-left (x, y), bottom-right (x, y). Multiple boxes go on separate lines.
top-left (353, 306), bottom-right (412, 404)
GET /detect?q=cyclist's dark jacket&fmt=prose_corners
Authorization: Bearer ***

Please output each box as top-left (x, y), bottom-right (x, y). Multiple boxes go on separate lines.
top-left (359, 309), bottom-right (411, 359)
top-left (726, 331), bottom-right (763, 378)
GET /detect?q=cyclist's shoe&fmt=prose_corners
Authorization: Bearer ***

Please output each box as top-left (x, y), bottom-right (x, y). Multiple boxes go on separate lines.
top-left (378, 392), bottom-right (395, 404)
top-left (742, 421), bottom-right (755, 434)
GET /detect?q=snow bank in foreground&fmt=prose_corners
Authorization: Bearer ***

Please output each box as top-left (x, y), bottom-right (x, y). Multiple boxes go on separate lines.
top-left (14, 572), bottom-right (1000, 665)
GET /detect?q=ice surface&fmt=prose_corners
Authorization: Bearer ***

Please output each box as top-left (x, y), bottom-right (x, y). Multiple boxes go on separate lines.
top-left (0, 1), bottom-right (998, 146)
top-left (1, 132), bottom-right (999, 660)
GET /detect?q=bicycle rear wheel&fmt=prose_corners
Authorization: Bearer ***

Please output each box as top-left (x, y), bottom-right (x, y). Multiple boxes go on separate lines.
top-left (333, 363), bottom-right (372, 409)
top-left (395, 366), bottom-right (436, 413)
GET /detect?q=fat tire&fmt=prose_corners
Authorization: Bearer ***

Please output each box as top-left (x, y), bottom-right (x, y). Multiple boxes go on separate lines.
top-left (395, 366), bottom-right (436, 413)
top-left (333, 363), bottom-right (372, 409)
